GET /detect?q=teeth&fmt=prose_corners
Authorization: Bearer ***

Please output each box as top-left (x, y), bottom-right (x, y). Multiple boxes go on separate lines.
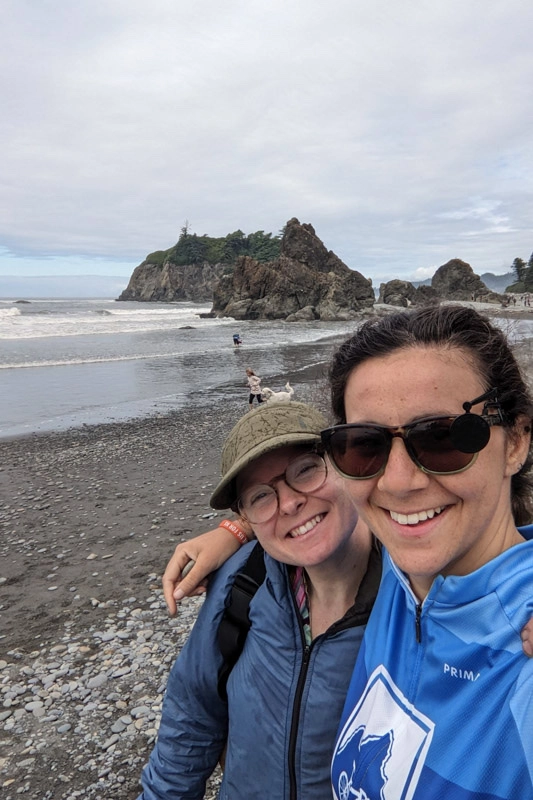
top-left (290, 514), bottom-right (324, 537)
top-left (390, 507), bottom-right (444, 526)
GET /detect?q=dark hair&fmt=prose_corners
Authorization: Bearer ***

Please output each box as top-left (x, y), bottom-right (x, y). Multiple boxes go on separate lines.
top-left (329, 305), bottom-right (533, 524)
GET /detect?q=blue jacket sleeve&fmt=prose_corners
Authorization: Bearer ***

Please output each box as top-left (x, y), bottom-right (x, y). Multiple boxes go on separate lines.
top-left (138, 543), bottom-right (256, 799)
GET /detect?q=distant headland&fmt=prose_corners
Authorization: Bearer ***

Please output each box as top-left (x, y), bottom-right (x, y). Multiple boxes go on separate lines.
top-left (117, 218), bottom-right (531, 320)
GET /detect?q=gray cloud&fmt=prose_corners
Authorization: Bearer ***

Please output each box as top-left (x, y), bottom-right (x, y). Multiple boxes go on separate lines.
top-left (1, 0), bottom-right (532, 284)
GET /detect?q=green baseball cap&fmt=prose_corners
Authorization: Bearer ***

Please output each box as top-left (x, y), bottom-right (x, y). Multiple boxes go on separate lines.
top-left (210, 401), bottom-right (327, 510)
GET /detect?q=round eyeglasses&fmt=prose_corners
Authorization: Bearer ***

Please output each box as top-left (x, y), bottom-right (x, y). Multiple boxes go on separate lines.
top-left (237, 452), bottom-right (328, 523)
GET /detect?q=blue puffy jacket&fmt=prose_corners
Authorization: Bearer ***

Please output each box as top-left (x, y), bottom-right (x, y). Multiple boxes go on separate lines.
top-left (138, 541), bottom-right (381, 800)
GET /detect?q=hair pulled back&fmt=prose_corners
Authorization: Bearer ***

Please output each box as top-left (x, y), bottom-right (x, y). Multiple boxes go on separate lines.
top-left (329, 305), bottom-right (533, 525)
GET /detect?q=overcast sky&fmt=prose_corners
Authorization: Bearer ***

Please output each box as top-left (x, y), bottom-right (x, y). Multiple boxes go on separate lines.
top-left (2, 0), bottom-right (532, 288)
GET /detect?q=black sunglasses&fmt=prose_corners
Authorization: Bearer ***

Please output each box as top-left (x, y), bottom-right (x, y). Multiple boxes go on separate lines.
top-left (321, 388), bottom-right (506, 480)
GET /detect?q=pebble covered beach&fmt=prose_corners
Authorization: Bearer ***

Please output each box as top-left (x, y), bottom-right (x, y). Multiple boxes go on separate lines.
top-left (0, 402), bottom-right (249, 799)
top-left (0, 373), bottom-right (331, 799)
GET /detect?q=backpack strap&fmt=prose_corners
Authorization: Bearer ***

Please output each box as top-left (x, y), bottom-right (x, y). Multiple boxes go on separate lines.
top-left (217, 542), bottom-right (266, 700)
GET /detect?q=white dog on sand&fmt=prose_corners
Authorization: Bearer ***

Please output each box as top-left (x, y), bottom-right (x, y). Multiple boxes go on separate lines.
top-left (261, 382), bottom-right (294, 403)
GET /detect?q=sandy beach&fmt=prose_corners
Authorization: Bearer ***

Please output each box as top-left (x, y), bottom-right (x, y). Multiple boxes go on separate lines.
top-left (2, 302), bottom-right (533, 798)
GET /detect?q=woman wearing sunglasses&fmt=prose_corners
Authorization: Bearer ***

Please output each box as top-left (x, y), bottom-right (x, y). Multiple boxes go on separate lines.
top-left (138, 401), bottom-right (379, 800)
top-left (325, 304), bottom-right (533, 798)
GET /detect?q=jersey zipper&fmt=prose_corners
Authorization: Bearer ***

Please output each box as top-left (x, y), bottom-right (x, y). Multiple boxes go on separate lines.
top-left (390, 558), bottom-right (424, 644)
top-left (415, 602), bottom-right (422, 643)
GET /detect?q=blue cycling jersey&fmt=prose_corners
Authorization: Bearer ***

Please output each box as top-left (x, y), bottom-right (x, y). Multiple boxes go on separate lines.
top-left (331, 526), bottom-right (533, 800)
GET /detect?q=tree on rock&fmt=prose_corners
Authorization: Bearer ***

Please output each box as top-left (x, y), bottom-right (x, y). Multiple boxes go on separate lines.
top-left (512, 257), bottom-right (527, 284)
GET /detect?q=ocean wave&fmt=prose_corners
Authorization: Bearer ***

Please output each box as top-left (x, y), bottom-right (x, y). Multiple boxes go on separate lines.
top-left (101, 306), bottom-right (213, 317)
top-left (0, 313), bottom-right (234, 340)
top-left (0, 351), bottom-right (193, 369)
top-left (0, 307), bottom-right (21, 318)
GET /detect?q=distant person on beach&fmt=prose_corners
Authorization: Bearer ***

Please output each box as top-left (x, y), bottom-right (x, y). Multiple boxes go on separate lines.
top-left (232, 333), bottom-right (242, 346)
top-left (245, 367), bottom-right (263, 408)
top-left (137, 402), bottom-right (376, 799)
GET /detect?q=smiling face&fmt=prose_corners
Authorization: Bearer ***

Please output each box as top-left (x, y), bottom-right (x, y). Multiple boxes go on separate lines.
top-left (342, 345), bottom-right (529, 598)
top-left (236, 445), bottom-right (362, 570)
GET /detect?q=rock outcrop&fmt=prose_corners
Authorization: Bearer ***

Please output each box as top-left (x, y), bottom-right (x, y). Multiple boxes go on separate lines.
top-left (117, 261), bottom-right (225, 303)
top-left (378, 280), bottom-right (417, 307)
top-left (414, 284), bottom-right (440, 305)
top-left (431, 259), bottom-right (503, 303)
top-left (119, 224), bottom-right (504, 316)
top-left (378, 260), bottom-right (504, 308)
top-left (378, 279), bottom-right (439, 307)
top-left (211, 218), bottom-right (375, 320)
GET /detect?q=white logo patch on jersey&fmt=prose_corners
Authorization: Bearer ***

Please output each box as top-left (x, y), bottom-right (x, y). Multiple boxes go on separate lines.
top-left (332, 666), bottom-right (435, 800)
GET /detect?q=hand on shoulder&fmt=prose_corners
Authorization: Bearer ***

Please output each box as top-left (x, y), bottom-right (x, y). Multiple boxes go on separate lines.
top-left (162, 521), bottom-right (253, 616)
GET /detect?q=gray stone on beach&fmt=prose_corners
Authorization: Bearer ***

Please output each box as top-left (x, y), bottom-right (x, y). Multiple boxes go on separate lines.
top-left (86, 673), bottom-right (108, 689)
top-left (24, 701), bottom-right (44, 712)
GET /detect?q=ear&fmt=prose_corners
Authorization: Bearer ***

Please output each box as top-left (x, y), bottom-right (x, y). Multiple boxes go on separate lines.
top-left (504, 415), bottom-right (532, 477)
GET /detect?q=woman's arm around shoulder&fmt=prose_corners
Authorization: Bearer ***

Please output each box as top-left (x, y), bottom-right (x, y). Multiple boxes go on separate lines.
top-left (163, 521), bottom-right (254, 615)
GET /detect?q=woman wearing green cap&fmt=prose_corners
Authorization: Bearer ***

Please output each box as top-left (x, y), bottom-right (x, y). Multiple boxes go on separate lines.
top-left (137, 401), bottom-right (379, 799)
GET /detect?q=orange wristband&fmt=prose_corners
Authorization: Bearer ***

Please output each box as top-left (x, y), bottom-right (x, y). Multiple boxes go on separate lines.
top-left (219, 519), bottom-right (249, 545)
